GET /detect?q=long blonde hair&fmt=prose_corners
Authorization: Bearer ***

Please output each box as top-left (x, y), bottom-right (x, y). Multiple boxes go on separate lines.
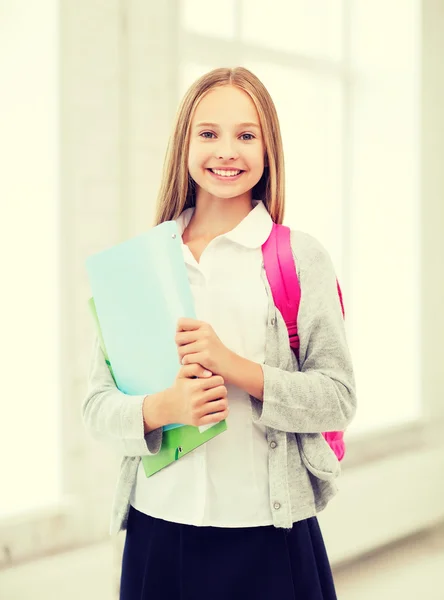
top-left (153, 67), bottom-right (286, 226)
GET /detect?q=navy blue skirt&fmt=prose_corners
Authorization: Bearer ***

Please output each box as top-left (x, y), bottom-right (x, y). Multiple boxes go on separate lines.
top-left (120, 505), bottom-right (337, 600)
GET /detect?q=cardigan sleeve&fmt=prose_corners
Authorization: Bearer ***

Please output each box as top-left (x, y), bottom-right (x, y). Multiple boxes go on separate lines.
top-left (251, 232), bottom-right (357, 433)
top-left (81, 334), bottom-right (163, 457)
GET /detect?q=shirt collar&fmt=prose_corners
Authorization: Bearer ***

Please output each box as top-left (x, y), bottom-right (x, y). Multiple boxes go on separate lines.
top-left (175, 200), bottom-right (273, 249)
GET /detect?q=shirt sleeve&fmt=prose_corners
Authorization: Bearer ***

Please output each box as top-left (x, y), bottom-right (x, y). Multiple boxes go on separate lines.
top-left (81, 334), bottom-right (163, 457)
top-left (251, 232), bottom-right (357, 433)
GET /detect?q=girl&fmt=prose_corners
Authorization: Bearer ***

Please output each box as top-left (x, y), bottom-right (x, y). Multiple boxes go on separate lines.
top-left (83, 66), bottom-right (357, 599)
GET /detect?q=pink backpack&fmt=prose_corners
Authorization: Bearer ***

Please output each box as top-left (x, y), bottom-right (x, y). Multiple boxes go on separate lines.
top-left (262, 223), bottom-right (346, 461)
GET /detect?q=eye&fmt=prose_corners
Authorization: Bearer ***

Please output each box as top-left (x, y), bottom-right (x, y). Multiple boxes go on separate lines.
top-left (198, 131), bottom-right (256, 141)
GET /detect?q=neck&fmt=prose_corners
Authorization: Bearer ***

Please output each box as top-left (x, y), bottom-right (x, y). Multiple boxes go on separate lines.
top-left (185, 194), bottom-right (255, 240)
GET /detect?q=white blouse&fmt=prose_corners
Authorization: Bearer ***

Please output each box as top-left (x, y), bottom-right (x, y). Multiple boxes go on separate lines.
top-left (130, 200), bottom-right (275, 527)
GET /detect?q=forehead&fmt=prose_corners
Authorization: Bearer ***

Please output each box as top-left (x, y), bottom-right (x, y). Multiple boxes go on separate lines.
top-left (192, 85), bottom-right (260, 126)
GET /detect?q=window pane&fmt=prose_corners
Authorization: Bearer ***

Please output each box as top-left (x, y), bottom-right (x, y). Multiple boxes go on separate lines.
top-left (350, 0), bottom-right (418, 73)
top-left (241, 0), bottom-right (344, 61)
top-left (180, 0), bottom-right (237, 40)
top-left (347, 85), bottom-right (420, 436)
top-left (346, 0), bottom-right (421, 435)
top-left (244, 61), bottom-right (344, 273)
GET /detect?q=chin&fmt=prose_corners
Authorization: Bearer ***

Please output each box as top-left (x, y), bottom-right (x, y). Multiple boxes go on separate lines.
top-left (208, 187), bottom-right (249, 199)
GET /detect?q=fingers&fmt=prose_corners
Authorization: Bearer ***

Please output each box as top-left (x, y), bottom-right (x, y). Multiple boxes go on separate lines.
top-left (199, 375), bottom-right (225, 391)
top-left (200, 384), bottom-right (227, 402)
top-left (178, 363), bottom-right (212, 379)
top-left (198, 406), bottom-right (230, 426)
top-left (176, 317), bottom-right (204, 332)
top-left (175, 330), bottom-right (196, 346)
top-left (199, 399), bottom-right (228, 418)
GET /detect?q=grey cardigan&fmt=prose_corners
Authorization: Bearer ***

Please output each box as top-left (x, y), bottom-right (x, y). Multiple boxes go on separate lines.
top-left (82, 230), bottom-right (357, 535)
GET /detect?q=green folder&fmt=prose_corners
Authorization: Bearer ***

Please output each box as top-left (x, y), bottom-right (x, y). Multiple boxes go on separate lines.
top-left (88, 297), bottom-right (227, 477)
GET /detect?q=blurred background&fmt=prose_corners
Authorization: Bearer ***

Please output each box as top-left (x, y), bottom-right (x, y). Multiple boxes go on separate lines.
top-left (1, 1), bottom-right (443, 598)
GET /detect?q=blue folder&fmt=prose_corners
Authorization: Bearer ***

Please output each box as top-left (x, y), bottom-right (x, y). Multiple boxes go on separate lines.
top-left (85, 220), bottom-right (227, 476)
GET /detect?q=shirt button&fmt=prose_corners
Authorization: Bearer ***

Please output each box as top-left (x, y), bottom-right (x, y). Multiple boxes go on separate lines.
top-left (270, 441), bottom-right (277, 449)
top-left (270, 317), bottom-right (276, 326)
top-left (273, 502), bottom-right (281, 510)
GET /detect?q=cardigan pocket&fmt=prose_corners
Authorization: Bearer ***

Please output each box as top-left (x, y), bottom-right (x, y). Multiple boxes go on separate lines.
top-left (296, 432), bottom-right (341, 482)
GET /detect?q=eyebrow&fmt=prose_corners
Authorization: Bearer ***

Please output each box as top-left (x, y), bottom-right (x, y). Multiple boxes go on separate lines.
top-left (194, 121), bottom-right (260, 130)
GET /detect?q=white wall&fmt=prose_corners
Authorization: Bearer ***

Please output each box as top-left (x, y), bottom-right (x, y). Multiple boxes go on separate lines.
top-left (0, 0), bottom-right (177, 565)
top-left (0, 1), bottom-right (60, 517)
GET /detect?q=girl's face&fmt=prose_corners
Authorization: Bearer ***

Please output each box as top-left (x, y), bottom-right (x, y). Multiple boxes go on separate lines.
top-left (188, 85), bottom-right (266, 204)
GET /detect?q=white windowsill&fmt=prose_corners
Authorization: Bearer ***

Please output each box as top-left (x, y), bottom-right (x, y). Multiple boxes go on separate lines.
top-left (1, 418), bottom-right (443, 569)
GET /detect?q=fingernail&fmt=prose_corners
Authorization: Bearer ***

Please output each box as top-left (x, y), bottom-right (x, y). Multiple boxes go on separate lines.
top-left (203, 370), bottom-right (212, 376)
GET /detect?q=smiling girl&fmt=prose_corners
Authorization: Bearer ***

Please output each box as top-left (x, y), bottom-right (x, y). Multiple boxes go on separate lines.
top-left (83, 67), bottom-right (357, 600)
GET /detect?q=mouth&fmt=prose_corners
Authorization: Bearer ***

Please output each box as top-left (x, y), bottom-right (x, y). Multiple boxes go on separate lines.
top-left (207, 168), bottom-right (245, 181)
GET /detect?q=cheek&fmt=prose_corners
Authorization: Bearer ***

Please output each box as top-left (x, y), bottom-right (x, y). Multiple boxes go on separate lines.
top-left (188, 143), bottom-right (208, 169)
top-left (247, 154), bottom-right (265, 176)
top-left (244, 145), bottom-right (265, 167)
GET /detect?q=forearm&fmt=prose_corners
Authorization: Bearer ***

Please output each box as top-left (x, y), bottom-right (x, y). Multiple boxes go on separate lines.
top-left (224, 351), bottom-right (264, 401)
top-left (251, 363), bottom-right (356, 433)
top-left (221, 353), bottom-right (356, 434)
top-left (83, 335), bottom-right (163, 456)
top-left (143, 389), bottom-right (171, 433)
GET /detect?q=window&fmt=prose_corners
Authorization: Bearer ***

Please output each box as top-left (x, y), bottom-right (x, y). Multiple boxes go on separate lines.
top-left (179, 0), bottom-right (421, 435)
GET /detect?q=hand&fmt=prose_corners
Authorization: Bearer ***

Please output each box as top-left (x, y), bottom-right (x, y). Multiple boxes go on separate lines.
top-left (165, 363), bottom-right (229, 427)
top-left (175, 318), bottom-right (234, 378)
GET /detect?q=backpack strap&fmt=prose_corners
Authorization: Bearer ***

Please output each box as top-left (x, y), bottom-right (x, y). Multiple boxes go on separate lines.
top-left (262, 222), bottom-right (347, 462)
top-left (262, 223), bottom-right (301, 354)
top-left (262, 223), bottom-right (345, 359)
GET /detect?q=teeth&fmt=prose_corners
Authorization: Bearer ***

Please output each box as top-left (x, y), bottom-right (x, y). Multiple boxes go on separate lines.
top-left (211, 169), bottom-right (241, 177)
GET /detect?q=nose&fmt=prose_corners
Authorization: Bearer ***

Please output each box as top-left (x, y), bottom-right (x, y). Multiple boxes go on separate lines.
top-left (214, 138), bottom-right (239, 161)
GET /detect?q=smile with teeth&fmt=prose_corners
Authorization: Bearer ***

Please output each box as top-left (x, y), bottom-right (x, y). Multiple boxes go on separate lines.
top-left (209, 168), bottom-right (243, 178)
